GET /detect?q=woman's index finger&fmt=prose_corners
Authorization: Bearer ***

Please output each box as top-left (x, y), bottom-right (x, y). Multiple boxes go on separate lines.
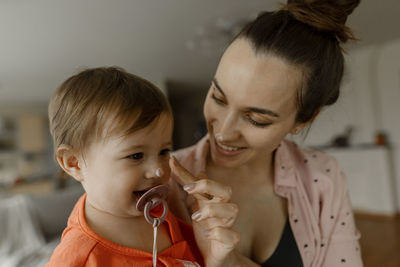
top-left (169, 156), bottom-right (199, 186)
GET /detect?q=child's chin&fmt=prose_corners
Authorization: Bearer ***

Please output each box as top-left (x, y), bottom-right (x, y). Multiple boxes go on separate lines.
top-left (130, 209), bottom-right (144, 217)
top-left (122, 204), bottom-right (144, 217)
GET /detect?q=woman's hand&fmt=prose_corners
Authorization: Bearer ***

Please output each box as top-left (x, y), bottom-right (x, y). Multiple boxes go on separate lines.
top-left (169, 156), bottom-right (240, 267)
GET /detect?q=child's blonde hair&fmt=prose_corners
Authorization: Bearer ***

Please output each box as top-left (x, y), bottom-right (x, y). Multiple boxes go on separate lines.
top-left (48, 67), bottom-right (171, 156)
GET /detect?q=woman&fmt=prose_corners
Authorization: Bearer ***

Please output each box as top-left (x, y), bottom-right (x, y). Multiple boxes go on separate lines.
top-left (168, 0), bottom-right (363, 266)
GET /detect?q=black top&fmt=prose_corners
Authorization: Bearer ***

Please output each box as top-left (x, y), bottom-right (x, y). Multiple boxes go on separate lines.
top-left (262, 219), bottom-right (304, 267)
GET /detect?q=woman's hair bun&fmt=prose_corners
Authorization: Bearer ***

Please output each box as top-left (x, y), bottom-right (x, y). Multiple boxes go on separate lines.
top-left (282, 0), bottom-right (361, 43)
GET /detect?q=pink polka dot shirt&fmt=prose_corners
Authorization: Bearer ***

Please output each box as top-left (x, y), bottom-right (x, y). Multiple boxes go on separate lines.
top-left (170, 135), bottom-right (363, 267)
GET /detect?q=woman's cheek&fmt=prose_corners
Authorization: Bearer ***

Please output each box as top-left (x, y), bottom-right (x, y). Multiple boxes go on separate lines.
top-left (244, 127), bottom-right (281, 151)
top-left (203, 97), bottom-right (214, 122)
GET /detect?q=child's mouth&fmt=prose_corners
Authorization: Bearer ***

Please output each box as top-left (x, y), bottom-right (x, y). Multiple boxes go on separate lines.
top-left (133, 186), bottom-right (157, 201)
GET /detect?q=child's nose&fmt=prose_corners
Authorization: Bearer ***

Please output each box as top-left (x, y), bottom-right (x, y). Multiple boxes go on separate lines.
top-left (155, 168), bottom-right (164, 177)
top-left (145, 167), bottom-right (164, 179)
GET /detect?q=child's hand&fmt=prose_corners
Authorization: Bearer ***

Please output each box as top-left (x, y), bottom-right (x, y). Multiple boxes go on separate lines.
top-left (169, 157), bottom-right (240, 267)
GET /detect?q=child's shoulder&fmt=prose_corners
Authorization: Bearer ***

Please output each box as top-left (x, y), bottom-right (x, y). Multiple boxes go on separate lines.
top-left (46, 227), bottom-right (98, 267)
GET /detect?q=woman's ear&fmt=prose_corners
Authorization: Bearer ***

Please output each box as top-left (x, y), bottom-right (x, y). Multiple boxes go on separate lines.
top-left (291, 110), bottom-right (320, 135)
top-left (290, 125), bottom-right (304, 135)
top-left (290, 121), bottom-right (308, 135)
top-left (56, 144), bottom-right (84, 182)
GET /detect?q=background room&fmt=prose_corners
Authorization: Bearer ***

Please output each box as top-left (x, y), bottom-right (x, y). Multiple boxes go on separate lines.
top-left (0, 0), bottom-right (399, 266)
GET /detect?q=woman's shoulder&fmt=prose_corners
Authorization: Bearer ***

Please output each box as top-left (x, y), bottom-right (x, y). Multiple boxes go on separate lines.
top-left (283, 139), bottom-right (342, 177)
top-left (281, 140), bottom-right (347, 196)
top-left (172, 135), bottom-right (209, 175)
top-left (282, 140), bottom-right (351, 224)
top-left (282, 141), bottom-right (362, 265)
top-left (172, 143), bottom-right (198, 161)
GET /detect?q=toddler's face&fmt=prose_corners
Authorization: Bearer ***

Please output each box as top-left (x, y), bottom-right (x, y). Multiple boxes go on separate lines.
top-left (80, 113), bottom-right (173, 217)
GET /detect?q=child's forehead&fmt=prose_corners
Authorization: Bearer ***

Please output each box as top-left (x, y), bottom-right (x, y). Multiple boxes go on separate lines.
top-left (108, 114), bottom-right (173, 146)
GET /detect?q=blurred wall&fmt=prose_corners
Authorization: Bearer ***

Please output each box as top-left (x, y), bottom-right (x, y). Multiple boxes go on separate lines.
top-left (375, 38), bottom-right (400, 212)
top-left (303, 38), bottom-right (400, 213)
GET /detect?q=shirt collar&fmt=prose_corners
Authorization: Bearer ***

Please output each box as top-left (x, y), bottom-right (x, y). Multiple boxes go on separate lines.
top-left (274, 140), bottom-right (298, 188)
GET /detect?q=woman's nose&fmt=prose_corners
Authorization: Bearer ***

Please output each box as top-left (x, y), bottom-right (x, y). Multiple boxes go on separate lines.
top-left (217, 111), bottom-right (240, 141)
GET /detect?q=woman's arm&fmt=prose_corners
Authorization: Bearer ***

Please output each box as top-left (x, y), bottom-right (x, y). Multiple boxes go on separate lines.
top-left (168, 170), bottom-right (262, 267)
top-left (170, 156), bottom-right (266, 267)
top-left (170, 157), bottom-right (239, 267)
top-left (322, 169), bottom-right (363, 267)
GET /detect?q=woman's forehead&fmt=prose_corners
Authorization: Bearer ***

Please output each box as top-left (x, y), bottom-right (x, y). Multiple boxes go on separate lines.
top-left (215, 39), bottom-right (302, 115)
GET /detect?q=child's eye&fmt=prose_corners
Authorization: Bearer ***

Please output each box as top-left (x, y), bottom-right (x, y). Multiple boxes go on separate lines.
top-left (128, 153), bottom-right (144, 160)
top-left (159, 148), bottom-right (171, 156)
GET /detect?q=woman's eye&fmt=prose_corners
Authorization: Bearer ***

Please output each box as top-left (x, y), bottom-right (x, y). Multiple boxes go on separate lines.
top-left (128, 153), bottom-right (144, 160)
top-left (211, 93), bottom-right (225, 105)
top-left (245, 114), bottom-right (272, 128)
top-left (159, 148), bottom-right (171, 156)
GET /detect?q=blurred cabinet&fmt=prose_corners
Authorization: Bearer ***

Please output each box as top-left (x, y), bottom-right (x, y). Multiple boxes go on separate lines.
top-left (324, 146), bottom-right (397, 216)
top-left (0, 114), bottom-right (51, 187)
top-left (16, 115), bottom-right (47, 154)
top-left (167, 80), bottom-right (208, 149)
top-left (0, 116), bottom-right (16, 151)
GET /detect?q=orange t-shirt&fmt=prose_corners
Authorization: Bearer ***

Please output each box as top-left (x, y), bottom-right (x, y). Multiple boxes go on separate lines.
top-left (46, 194), bottom-right (203, 267)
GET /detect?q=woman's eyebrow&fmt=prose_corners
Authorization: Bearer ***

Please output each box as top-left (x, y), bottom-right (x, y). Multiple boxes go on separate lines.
top-left (212, 78), bottom-right (226, 97)
top-left (213, 77), bottom-right (279, 118)
top-left (245, 107), bottom-right (279, 118)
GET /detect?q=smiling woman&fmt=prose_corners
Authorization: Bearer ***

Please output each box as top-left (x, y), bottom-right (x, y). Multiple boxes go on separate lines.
top-left (168, 0), bottom-right (364, 266)
top-left (204, 46), bottom-right (303, 168)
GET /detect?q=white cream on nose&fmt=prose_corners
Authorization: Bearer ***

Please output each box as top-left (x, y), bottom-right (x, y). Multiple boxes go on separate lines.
top-left (155, 168), bottom-right (163, 177)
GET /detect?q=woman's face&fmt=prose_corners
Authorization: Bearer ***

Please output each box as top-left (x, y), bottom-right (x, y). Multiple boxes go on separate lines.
top-left (204, 38), bottom-right (304, 168)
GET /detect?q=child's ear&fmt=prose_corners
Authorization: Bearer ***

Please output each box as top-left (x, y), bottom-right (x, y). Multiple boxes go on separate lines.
top-left (56, 144), bottom-right (84, 182)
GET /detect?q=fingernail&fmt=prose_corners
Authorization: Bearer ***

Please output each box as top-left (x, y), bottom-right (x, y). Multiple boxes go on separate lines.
top-left (183, 183), bottom-right (195, 192)
top-left (191, 211), bottom-right (201, 221)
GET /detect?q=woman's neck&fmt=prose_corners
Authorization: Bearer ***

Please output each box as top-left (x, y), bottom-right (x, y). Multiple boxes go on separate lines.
top-left (207, 149), bottom-right (276, 187)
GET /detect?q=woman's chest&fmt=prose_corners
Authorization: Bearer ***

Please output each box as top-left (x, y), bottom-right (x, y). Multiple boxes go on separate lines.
top-left (208, 171), bottom-right (288, 264)
top-left (205, 166), bottom-right (289, 263)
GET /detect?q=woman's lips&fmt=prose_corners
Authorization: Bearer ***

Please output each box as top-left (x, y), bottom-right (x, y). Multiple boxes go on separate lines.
top-left (214, 138), bottom-right (247, 156)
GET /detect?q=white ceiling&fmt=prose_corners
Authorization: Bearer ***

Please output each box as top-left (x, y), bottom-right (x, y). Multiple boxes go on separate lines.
top-left (0, 0), bottom-right (399, 107)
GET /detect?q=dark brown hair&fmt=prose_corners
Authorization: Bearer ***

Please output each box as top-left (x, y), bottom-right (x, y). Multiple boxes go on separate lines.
top-left (236, 0), bottom-right (360, 123)
top-left (49, 67), bottom-right (171, 155)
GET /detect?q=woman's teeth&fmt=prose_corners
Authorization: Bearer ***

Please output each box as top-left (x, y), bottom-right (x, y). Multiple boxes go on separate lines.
top-left (216, 140), bottom-right (242, 151)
